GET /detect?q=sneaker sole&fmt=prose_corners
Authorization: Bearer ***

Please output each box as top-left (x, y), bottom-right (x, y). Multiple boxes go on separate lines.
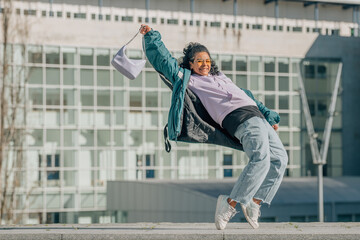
top-left (240, 204), bottom-right (259, 229)
top-left (214, 195), bottom-right (226, 230)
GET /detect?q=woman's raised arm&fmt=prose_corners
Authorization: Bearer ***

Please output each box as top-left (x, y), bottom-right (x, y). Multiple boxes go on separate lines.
top-left (140, 25), bottom-right (181, 84)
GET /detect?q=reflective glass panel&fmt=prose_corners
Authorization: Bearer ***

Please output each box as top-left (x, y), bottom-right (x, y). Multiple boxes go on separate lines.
top-left (64, 130), bottom-right (77, 147)
top-left (28, 46), bottom-right (42, 63)
top-left (278, 58), bottom-right (289, 73)
top-left (80, 130), bottom-right (94, 146)
top-left (114, 110), bottom-right (125, 126)
top-left (236, 56), bottom-right (247, 71)
top-left (265, 95), bottom-right (276, 109)
top-left (97, 90), bottom-right (110, 106)
top-left (46, 68), bottom-right (60, 85)
top-left (97, 70), bottom-right (110, 86)
top-left (161, 91), bottom-right (171, 108)
top-left (97, 130), bottom-right (111, 146)
top-left (80, 69), bottom-right (94, 86)
top-left (129, 130), bottom-right (142, 147)
top-left (95, 110), bottom-right (110, 126)
top-left (63, 68), bottom-right (76, 85)
top-left (264, 57), bottom-right (275, 72)
top-left (221, 55), bottom-right (232, 71)
top-left (236, 74), bottom-right (247, 88)
top-left (63, 47), bottom-right (76, 65)
top-left (96, 49), bottom-right (110, 66)
top-left (250, 75), bottom-right (260, 90)
top-left (80, 110), bottom-right (94, 126)
top-left (130, 91), bottom-right (142, 107)
top-left (81, 90), bottom-right (94, 106)
top-left (279, 76), bottom-right (289, 91)
top-left (29, 88), bottom-right (43, 105)
top-left (80, 48), bottom-right (93, 65)
top-left (45, 109), bottom-right (60, 126)
top-left (249, 56), bottom-right (260, 72)
top-left (28, 67), bottom-right (43, 84)
top-left (279, 95), bottom-right (289, 109)
top-left (63, 150), bottom-right (76, 167)
top-left (113, 70), bottom-right (125, 87)
top-left (46, 129), bottom-right (60, 147)
top-left (63, 89), bottom-right (76, 106)
top-left (46, 89), bottom-right (60, 105)
top-left (265, 76), bottom-right (275, 91)
top-left (64, 109), bottom-right (76, 125)
top-left (145, 71), bottom-right (158, 88)
top-left (113, 90), bottom-right (125, 107)
top-left (146, 92), bottom-right (158, 107)
top-left (45, 47), bottom-right (60, 64)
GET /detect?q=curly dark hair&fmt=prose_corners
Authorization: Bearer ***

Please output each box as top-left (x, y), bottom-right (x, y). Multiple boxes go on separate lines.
top-left (178, 42), bottom-right (219, 76)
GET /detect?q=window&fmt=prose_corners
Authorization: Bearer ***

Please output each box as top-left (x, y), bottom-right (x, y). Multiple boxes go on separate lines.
top-left (122, 16), bottom-right (133, 22)
top-left (252, 24), bottom-right (262, 30)
top-left (39, 154), bottom-right (60, 182)
top-left (28, 46), bottom-right (42, 63)
top-left (74, 13), bottom-right (86, 19)
top-left (221, 55), bottom-right (232, 71)
top-left (24, 9), bottom-right (37, 16)
top-left (167, 19), bottom-right (178, 25)
top-left (210, 21), bottom-right (221, 27)
top-left (42, 11), bottom-right (46, 17)
top-left (57, 11), bottom-right (62, 18)
top-left (293, 27), bottom-right (302, 32)
top-left (223, 154), bottom-right (233, 177)
top-left (145, 154), bottom-right (155, 178)
top-left (106, 15), bottom-right (110, 21)
top-left (337, 214), bottom-right (353, 222)
top-left (331, 29), bottom-right (340, 36)
top-left (264, 57), bottom-right (275, 72)
top-left (236, 56), bottom-right (247, 71)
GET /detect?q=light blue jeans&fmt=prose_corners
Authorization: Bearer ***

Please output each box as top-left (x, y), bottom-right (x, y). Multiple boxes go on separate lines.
top-left (229, 116), bottom-right (288, 205)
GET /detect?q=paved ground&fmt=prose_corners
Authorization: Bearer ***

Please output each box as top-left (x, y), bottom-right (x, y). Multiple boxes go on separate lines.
top-left (0, 222), bottom-right (360, 240)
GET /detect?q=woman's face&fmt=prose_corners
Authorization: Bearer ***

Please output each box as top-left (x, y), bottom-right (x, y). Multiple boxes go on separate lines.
top-left (189, 52), bottom-right (211, 76)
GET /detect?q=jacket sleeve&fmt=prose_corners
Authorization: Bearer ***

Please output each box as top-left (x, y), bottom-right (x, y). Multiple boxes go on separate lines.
top-left (241, 88), bottom-right (280, 126)
top-left (143, 30), bottom-right (180, 84)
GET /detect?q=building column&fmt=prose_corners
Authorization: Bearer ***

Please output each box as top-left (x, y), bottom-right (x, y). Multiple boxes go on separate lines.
top-left (146, 0), bottom-right (150, 23)
top-left (315, 3), bottom-right (319, 33)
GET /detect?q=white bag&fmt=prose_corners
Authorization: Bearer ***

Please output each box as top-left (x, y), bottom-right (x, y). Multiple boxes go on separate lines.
top-left (111, 29), bottom-right (146, 80)
top-left (111, 45), bottom-right (146, 80)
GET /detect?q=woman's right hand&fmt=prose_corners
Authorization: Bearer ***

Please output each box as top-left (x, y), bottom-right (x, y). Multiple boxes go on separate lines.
top-left (140, 24), bottom-right (151, 35)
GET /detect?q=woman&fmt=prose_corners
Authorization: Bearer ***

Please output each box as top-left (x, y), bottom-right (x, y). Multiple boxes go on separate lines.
top-left (140, 25), bottom-right (288, 230)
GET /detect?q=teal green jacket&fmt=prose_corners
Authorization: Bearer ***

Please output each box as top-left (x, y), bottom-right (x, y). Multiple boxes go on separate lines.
top-left (144, 30), bottom-right (280, 148)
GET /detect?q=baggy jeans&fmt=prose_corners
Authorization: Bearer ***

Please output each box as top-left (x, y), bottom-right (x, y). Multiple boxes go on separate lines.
top-left (229, 116), bottom-right (288, 205)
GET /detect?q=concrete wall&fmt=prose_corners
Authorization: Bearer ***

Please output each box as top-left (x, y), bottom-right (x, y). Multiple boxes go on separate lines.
top-left (25, 0), bottom-right (356, 22)
top-left (107, 181), bottom-right (217, 222)
top-left (305, 36), bottom-right (360, 175)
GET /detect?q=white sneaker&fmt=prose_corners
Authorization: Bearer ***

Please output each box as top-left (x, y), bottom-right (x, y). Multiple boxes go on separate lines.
top-left (240, 200), bottom-right (261, 229)
top-left (214, 195), bottom-right (237, 230)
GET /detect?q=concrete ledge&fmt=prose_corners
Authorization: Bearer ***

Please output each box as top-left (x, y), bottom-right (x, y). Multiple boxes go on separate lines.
top-left (0, 222), bottom-right (359, 240)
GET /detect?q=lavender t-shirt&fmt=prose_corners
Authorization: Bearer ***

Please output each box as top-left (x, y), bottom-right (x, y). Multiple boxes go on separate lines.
top-left (187, 72), bottom-right (257, 127)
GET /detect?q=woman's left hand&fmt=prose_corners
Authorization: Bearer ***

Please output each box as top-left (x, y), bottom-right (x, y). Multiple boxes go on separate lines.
top-left (140, 24), bottom-right (151, 35)
top-left (272, 124), bottom-right (279, 131)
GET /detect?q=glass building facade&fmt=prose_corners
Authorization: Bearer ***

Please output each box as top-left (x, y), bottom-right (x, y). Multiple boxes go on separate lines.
top-left (9, 44), bottom-right (309, 223)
